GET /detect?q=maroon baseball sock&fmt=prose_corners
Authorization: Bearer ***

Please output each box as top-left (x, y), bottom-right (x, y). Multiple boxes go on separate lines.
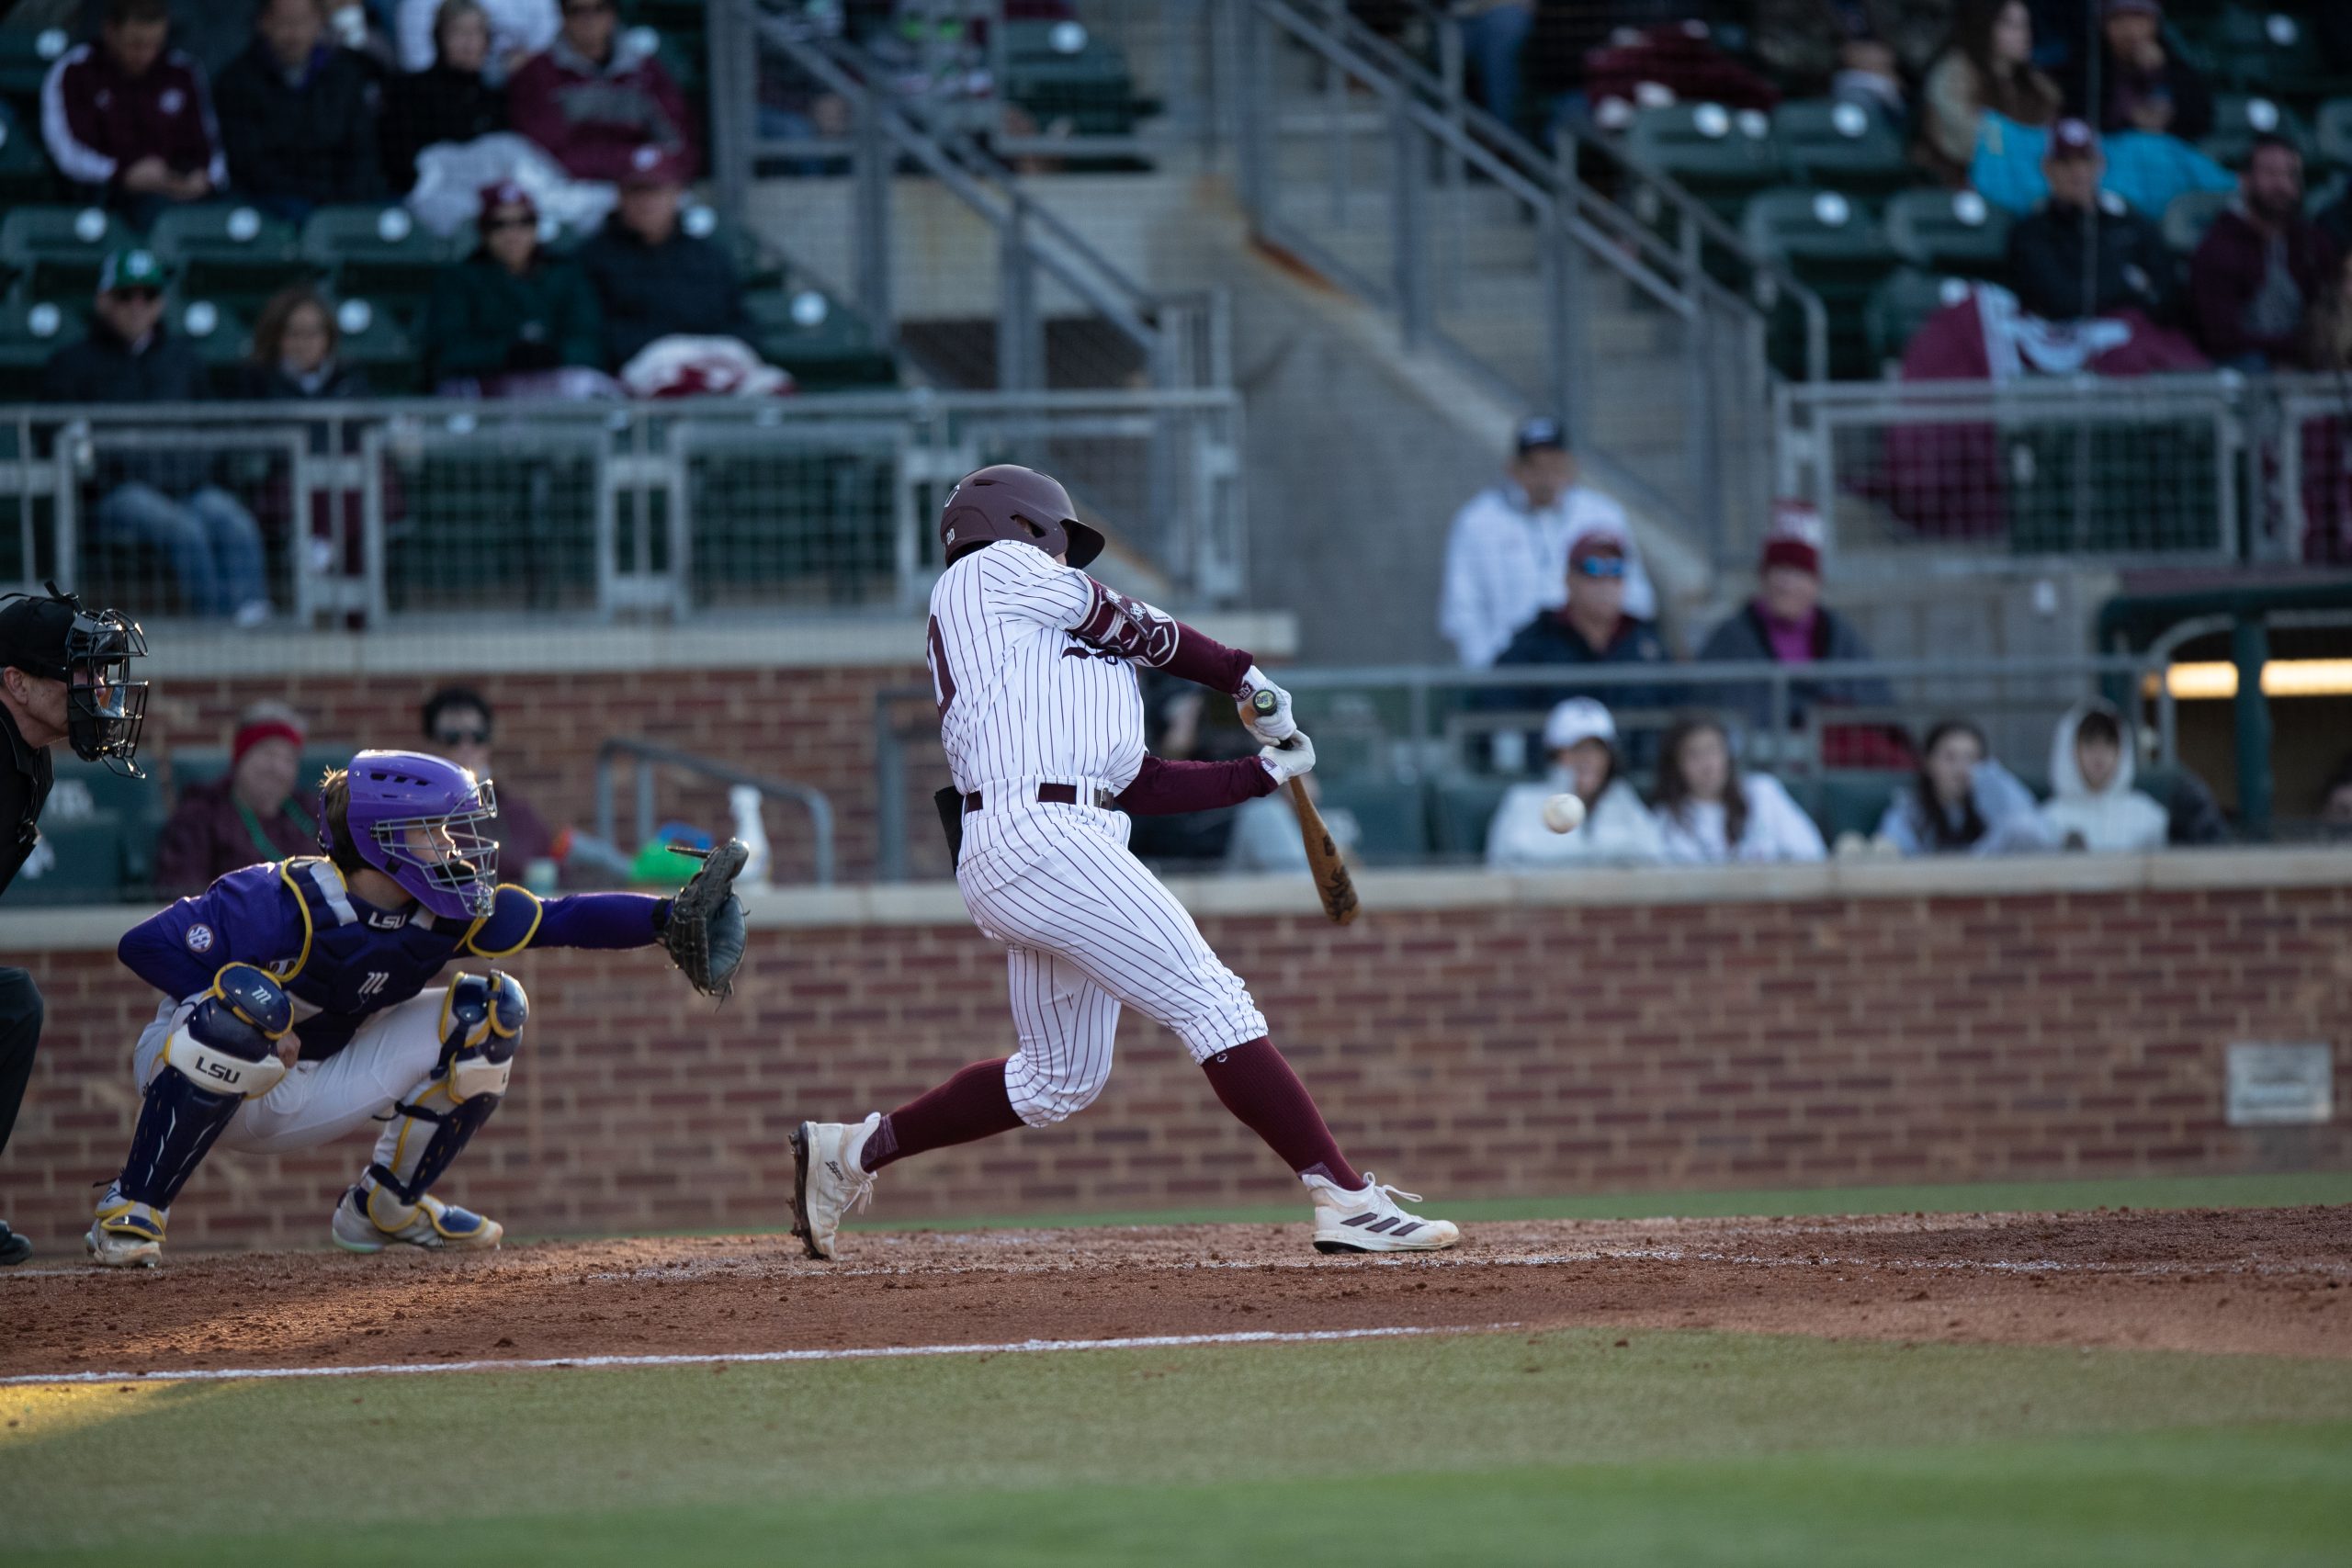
top-left (861, 1058), bottom-right (1024, 1172)
top-left (1201, 1038), bottom-right (1363, 1190)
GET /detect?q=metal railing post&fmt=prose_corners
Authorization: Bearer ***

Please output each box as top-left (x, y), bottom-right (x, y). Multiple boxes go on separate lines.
top-left (999, 201), bottom-right (1041, 390)
top-left (2231, 613), bottom-right (2272, 840)
top-left (1390, 84), bottom-right (1428, 346)
top-left (853, 85), bottom-right (894, 336)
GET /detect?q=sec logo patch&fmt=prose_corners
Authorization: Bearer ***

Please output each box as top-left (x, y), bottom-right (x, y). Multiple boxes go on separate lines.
top-left (185, 923), bottom-right (215, 953)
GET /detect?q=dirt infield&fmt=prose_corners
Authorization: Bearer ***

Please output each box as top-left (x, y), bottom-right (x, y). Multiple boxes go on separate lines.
top-left (4, 1206), bottom-right (2346, 1380)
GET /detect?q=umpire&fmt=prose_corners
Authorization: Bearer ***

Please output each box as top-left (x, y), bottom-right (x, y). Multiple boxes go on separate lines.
top-left (0, 585), bottom-right (150, 1265)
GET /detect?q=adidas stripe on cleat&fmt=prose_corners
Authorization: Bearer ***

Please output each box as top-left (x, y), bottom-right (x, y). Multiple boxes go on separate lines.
top-left (1303, 1172), bottom-right (1460, 1254)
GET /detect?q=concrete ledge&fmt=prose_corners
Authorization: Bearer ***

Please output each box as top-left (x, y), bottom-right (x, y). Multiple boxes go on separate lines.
top-left (138, 611), bottom-right (1300, 680)
top-left (6, 846), bottom-right (2345, 952)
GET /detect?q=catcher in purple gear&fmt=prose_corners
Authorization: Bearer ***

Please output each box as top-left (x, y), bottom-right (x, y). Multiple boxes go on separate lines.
top-left (87, 750), bottom-right (747, 1267)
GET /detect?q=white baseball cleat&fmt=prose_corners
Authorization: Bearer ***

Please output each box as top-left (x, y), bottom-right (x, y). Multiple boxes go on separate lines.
top-left (1303, 1172), bottom-right (1461, 1254)
top-left (790, 1114), bottom-right (879, 1260)
top-left (86, 1193), bottom-right (166, 1269)
top-left (330, 1188), bottom-right (503, 1253)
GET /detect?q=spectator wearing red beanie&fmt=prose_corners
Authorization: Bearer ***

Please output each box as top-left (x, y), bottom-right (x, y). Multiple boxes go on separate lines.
top-left (1697, 502), bottom-right (1896, 746)
top-left (153, 701), bottom-right (321, 894)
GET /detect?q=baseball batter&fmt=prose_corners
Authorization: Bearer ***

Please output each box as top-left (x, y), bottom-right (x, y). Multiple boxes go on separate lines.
top-left (790, 465), bottom-right (1458, 1258)
top-left (85, 750), bottom-right (745, 1268)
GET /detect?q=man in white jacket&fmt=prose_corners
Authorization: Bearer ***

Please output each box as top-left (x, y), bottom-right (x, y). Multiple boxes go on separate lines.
top-left (2041, 701), bottom-right (2167, 852)
top-left (1439, 417), bottom-right (1656, 669)
top-left (1485, 698), bottom-right (1664, 869)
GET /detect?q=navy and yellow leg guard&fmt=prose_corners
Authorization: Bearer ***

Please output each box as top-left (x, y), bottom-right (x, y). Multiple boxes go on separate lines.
top-left (114, 965), bottom-right (293, 1213)
top-left (356, 972), bottom-right (526, 1236)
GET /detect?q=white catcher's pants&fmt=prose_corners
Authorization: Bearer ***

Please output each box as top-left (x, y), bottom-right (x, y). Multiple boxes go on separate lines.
top-left (956, 795), bottom-right (1268, 1126)
top-left (132, 990), bottom-right (453, 1161)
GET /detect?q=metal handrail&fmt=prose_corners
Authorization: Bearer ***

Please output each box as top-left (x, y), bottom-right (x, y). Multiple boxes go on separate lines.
top-left (747, 13), bottom-right (1216, 392)
top-left (594, 738), bottom-right (836, 887)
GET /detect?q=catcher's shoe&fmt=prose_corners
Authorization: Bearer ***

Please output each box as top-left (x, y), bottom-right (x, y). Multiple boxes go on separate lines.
top-left (790, 1113), bottom-right (878, 1260)
top-left (330, 1188), bottom-right (503, 1254)
top-left (1303, 1172), bottom-right (1460, 1254)
top-left (86, 1194), bottom-right (166, 1269)
top-left (0, 1220), bottom-right (31, 1267)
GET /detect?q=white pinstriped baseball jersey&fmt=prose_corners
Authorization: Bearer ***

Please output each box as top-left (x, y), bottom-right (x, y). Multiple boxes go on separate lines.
top-left (926, 539), bottom-right (1268, 1123)
top-left (926, 540), bottom-right (1148, 798)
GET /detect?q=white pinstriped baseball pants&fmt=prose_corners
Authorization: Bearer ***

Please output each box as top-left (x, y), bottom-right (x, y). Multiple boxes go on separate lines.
top-left (957, 797), bottom-right (1268, 1126)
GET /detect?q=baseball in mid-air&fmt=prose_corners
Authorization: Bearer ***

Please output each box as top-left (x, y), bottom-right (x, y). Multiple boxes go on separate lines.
top-left (1542, 793), bottom-right (1587, 834)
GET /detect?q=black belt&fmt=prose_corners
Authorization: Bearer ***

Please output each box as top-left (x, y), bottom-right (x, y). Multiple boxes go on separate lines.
top-left (964, 782), bottom-right (1109, 812)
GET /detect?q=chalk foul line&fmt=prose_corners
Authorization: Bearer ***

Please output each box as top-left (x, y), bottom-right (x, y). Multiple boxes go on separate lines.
top-left (0, 1321), bottom-right (1521, 1389)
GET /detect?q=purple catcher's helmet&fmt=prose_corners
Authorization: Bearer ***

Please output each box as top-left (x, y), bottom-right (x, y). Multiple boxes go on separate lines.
top-left (331, 750), bottom-right (500, 920)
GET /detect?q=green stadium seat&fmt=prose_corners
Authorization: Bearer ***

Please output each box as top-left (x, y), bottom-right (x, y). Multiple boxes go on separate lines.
top-left (1430, 776), bottom-right (1512, 861)
top-left (322, 295), bottom-right (420, 395)
top-left (0, 206), bottom-right (134, 302)
top-left (1742, 187), bottom-right (1901, 379)
top-left (1883, 186), bottom-right (2014, 277)
top-left (0, 107), bottom-right (56, 209)
top-left (162, 294), bottom-right (252, 392)
top-left (1000, 18), bottom-right (1143, 140)
top-left (49, 756), bottom-right (167, 892)
top-left (300, 205), bottom-right (459, 327)
top-left (2316, 96), bottom-right (2352, 172)
top-left (148, 204), bottom-right (310, 314)
top-left (3, 812), bottom-right (131, 905)
top-left (1865, 269), bottom-right (1969, 376)
top-left (1801, 771), bottom-right (1905, 842)
top-left (1315, 779), bottom-right (1429, 865)
top-left (2193, 8), bottom-right (2349, 108)
top-left (2163, 186), bottom-right (2233, 254)
top-left (745, 288), bottom-right (898, 389)
top-left (678, 203), bottom-right (785, 292)
top-left (1625, 102), bottom-right (1786, 228)
top-left (0, 24), bottom-right (71, 105)
top-left (0, 295), bottom-right (80, 401)
top-left (2200, 93), bottom-right (2312, 168)
top-left (1771, 98), bottom-right (1915, 205)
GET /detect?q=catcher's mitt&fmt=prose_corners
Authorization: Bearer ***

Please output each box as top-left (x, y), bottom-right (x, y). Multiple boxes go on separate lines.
top-left (662, 839), bottom-right (750, 999)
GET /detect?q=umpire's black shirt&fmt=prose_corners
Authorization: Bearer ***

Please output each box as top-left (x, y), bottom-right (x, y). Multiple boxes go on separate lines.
top-left (0, 703), bottom-right (51, 896)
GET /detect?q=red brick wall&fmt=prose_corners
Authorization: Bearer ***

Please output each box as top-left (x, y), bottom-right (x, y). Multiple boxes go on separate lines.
top-left (5, 881), bottom-right (2346, 1251)
top-left (139, 665), bottom-right (952, 885)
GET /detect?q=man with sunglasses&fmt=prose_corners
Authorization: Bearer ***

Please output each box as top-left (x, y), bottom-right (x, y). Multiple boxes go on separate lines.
top-left (1479, 532), bottom-right (1675, 763)
top-left (419, 685), bottom-right (630, 887)
top-left (40, 249), bottom-right (271, 626)
top-left (0, 584), bottom-right (150, 1264)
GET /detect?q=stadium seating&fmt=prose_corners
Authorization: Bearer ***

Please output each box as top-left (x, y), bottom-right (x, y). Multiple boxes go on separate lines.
top-left (2188, 7), bottom-right (2349, 109)
top-left (0, 23), bottom-right (69, 111)
top-left (2318, 97), bottom-right (2352, 172)
top-left (147, 204), bottom-right (308, 316)
top-left (2163, 186), bottom-right (2234, 254)
top-left (743, 288), bottom-right (898, 389)
top-left (1430, 776), bottom-right (1511, 861)
top-left (322, 295), bottom-right (420, 395)
top-left (0, 103), bottom-right (55, 208)
top-left (1771, 99), bottom-right (1913, 207)
top-left (1741, 187), bottom-right (1900, 380)
top-left (2201, 94), bottom-right (2311, 168)
top-left (1865, 269), bottom-right (1968, 376)
top-left (299, 205), bottom-right (462, 330)
top-left (1883, 187), bottom-right (2013, 279)
top-left (999, 17), bottom-right (1148, 142)
top-left (5, 812), bottom-right (134, 905)
top-left (0, 206), bottom-right (133, 302)
top-left (1625, 103), bottom-right (1785, 228)
top-left (0, 295), bottom-right (78, 401)
top-left (1316, 778), bottom-right (1430, 865)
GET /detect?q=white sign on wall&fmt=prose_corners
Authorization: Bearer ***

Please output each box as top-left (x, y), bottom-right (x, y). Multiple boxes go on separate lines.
top-left (2225, 1043), bottom-right (2334, 1127)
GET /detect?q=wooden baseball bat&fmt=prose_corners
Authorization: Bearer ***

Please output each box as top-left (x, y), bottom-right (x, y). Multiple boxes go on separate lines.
top-left (1252, 690), bottom-right (1358, 925)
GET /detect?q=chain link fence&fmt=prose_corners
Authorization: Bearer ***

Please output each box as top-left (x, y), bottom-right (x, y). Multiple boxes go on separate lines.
top-left (0, 389), bottom-right (1246, 623)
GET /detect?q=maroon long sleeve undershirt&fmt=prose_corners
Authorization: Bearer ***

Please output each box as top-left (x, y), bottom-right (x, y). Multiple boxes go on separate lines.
top-left (1070, 580), bottom-right (1256, 694)
top-left (1112, 754), bottom-right (1278, 817)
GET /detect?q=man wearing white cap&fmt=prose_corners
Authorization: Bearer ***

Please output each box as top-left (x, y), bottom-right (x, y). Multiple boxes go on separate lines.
top-left (1483, 697), bottom-right (1664, 870)
top-left (1439, 417), bottom-right (1657, 670)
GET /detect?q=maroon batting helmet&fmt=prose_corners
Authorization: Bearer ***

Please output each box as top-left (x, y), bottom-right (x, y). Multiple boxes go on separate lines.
top-left (938, 464), bottom-right (1105, 569)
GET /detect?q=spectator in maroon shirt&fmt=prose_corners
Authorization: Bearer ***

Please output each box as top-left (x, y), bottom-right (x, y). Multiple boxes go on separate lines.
top-left (40, 0), bottom-right (226, 231)
top-left (154, 701), bottom-right (321, 894)
top-left (506, 0), bottom-right (695, 184)
top-left (2189, 135), bottom-right (2338, 371)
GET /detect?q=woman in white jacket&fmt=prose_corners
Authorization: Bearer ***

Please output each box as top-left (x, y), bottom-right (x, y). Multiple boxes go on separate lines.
top-left (1652, 716), bottom-right (1826, 864)
top-left (1485, 697), bottom-right (1665, 869)
top-left (2039, 701), bottom-right (2167, 852)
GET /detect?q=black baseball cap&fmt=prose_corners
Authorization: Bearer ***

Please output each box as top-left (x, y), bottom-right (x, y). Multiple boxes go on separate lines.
top-left (1514, 416), bottom-right (1569, 456)
top-left (0, 592), bottom-right (78, 678)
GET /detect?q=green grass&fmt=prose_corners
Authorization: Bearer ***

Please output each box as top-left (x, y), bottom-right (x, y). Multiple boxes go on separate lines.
top-left (838, 1168), bottom-right (2352, 1236)
top-left (7, 1328), bottom-right (2350, 1565)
